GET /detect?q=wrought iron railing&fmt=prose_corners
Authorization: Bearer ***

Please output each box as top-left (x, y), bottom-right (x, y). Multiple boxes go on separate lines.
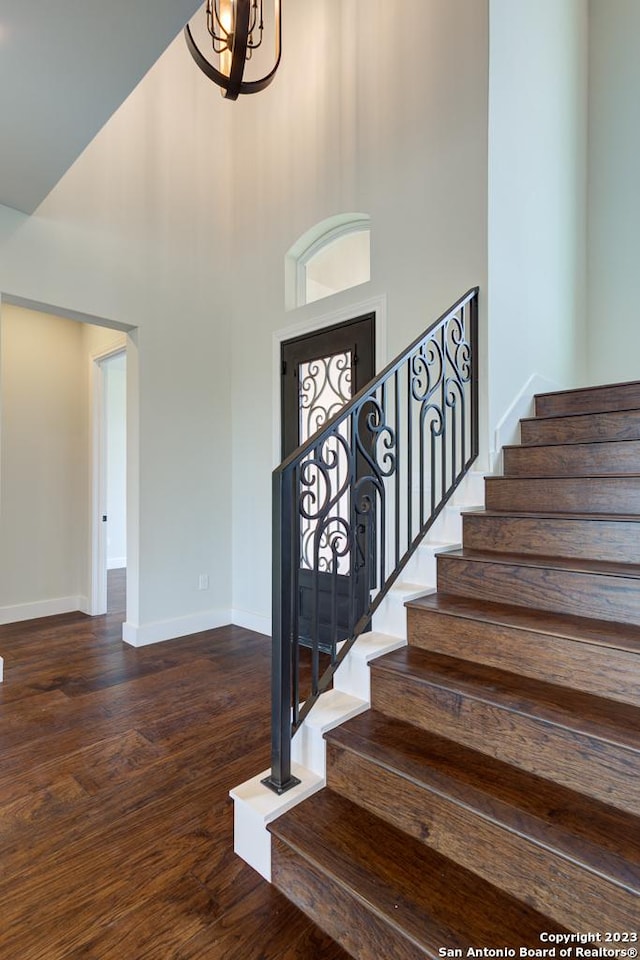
top-left (264, 288), bottom-right (479, 793)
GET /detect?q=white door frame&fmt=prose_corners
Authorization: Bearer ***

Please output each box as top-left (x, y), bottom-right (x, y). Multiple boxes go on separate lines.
top-left (89, 345), bottom-right (126, 615)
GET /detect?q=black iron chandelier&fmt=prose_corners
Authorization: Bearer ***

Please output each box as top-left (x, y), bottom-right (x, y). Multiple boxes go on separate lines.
top-left (184, 0), bottom-right (282, 101)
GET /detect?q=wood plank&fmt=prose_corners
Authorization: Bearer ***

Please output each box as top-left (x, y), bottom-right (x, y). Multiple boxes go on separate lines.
top-left (520, 408), bottom-right (640, 445)
top-left (462, 510), bottom-right (640, 564)
top-left (270, 790), bottom-right (566, 959)
top-left (503, 438), bottom-right (640, 476)
top-left (407, 592), bottom-right (640, 706)
top-left (0, 611), bottom-right (341, 960)
top-left (534, 380), bottom-right (640, 417)
top-left (370, 647), bottom-right (640, 814)
top-left (485, 474), bottom-right (640, 514)
top-left (175, 878), bottom-right (345, 960)
top-left (437, 549), bottom-right (640, 625)
top-left (326, 711), bottom-right (640, 930)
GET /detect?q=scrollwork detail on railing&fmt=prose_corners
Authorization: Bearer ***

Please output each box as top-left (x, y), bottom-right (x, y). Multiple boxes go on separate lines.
top-left (299, 434), bottom-right (352, 521)
top-left (423, 402), bottom-right (444, 439)
top-left (445, 312), bottom-right (472, 387)
top-left (266, 287), bottom-right (479, 795)
top-left (356, 395), bottom-right (397, 480)
top-left (313, 515), bottom-right (352, 573)
top-left (410, 336), bottom-right (444, 404)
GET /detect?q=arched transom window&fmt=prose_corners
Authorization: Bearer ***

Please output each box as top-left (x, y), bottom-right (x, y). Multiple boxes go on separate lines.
top-left (286, 214), bottom-right (371, 309)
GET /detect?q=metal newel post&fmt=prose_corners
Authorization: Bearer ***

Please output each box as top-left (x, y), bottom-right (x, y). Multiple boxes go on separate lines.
top-left (262, 466), bottom-right (301, 794)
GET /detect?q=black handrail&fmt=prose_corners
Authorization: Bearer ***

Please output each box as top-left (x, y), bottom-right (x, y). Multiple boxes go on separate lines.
top-left (263, 288), bottom-right (479, 793)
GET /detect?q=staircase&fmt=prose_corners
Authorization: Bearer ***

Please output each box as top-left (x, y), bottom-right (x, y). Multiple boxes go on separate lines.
top-left (268, 380), bottom-right (640, 957)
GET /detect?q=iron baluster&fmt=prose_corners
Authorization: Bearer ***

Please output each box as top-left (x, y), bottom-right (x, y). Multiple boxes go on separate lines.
top-left (266, 287), bottom-right (479, 793)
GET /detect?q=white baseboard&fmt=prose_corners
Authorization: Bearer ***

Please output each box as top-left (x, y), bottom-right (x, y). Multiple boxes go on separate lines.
top-left (78, 596), bottom-right (93, 616)
top-left (122, 607), bottom-right (232, 647)
top-left (0, 595), bottom-right (87, 626)
top-left (230, 608), bottom-right (271, 637)
top-left (107, 557), bottom-right (127, 570)
top-left (491, 374), bottom-right (559, 473)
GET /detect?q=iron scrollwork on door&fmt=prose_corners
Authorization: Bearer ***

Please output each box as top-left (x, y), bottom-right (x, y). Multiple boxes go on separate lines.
top-left (298, 351), bottom-right (353, 575)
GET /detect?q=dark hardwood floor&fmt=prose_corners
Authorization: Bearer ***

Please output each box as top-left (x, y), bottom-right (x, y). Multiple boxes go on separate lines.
top-left (0, 572), bottom-right (348, 960)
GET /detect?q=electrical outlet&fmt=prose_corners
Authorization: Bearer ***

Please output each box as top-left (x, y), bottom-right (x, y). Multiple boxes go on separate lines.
top-left (198, 573), bottom-right (209, 591)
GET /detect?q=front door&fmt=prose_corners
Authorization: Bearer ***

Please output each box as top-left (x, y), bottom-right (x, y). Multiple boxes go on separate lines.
top-left (281, 313), bottom-right (376, 650)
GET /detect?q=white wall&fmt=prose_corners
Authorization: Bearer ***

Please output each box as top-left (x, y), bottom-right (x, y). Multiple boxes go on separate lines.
top-left (0, 306), bottom-right (86, 620)
top-left (587, 0), bottom-right (640, 384)
top-left (104, 353), bottom-right (127, 568)
top-left (0, 305), bottom-right (129, 624)
top-left (488, 0), bottom-right (588, 448)
top-left (0, 35), bottom-right (235, 644)
top-left (229, 0), bottom-right (489, 630)
top-left (0, 1), bottom-right (598, 645)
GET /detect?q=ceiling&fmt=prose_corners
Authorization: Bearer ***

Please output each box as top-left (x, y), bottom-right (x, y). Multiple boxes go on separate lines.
top-left (0, 0), bottom-right (203, 214)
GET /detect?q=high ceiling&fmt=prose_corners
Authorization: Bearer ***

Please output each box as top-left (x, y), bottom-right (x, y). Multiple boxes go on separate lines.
top-left (0, 0), bottom-right (203, 214)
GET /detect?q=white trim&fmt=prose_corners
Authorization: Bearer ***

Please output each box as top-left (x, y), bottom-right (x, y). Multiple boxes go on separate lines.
top-left (0, 292), bottom-right (134, 332)
top-left (231, 764), bottom-right (325, 881)
top-left (0, 657), bottom-right (3, 683)
top-left (0, 596), bottom-right (88, 626)
top-left (490, 373), bottom-right (559, 473)
top-left (271, 294), bottom-right (388, 467)
top-left (285, 213), bottom-right (371, 311)
top-left (230, 608), bottom-right (271, 636)
top-left (89, 345), bottom-right (126, 617)
top-left (333, 632), bottom-right (407, 702)
top-left (107, 557), bottom-right (127, 570)
top-left (89, 354), bottom-right (107, 616)
top-left (90, 344), bottom-right (128, 362)
top-left (122, 608), bottom-right (232, 647)
top-left (291, 688), bottom-right (369, 776)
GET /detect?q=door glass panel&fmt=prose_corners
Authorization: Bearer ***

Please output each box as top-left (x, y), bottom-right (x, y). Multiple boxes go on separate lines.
top-left (299, 351), bottom-right (352, 573)
top-left (298, 351), bottom-right (352, 442)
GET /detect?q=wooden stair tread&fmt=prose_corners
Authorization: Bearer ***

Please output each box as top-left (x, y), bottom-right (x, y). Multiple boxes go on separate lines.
top-left (270, 379), bottom-right (640, 952)
top-left (326, 710), bottom-right (640, 890)
top-left (487, 478), bottom-right (640, 512)
top-left (406, 592), bottom-right (640, 654)
top-left (269, 789), bottom-right (564, 952)
top-left (503, 441), bottom-right (640, 477)
top-left (460, 510), bottom-right (640, 566)
top-left (372, 646), bottom-right (640, 751)
top-left (484, 475), bottom-right (640, 517)
top-left (489, 472), bottom-right (640, 480)
top-left (519, 408), bottom-right (640, 446)
top-left (462, 508), bottom-right (640, 523)
top-left (503, 438), bottom-right (640, 452)
top-left (535, 380), bottom-right (640, 417)
top-left (524, 408), bottom-right (640, 425)
top-left (439, 546), bottom-right (640, 579)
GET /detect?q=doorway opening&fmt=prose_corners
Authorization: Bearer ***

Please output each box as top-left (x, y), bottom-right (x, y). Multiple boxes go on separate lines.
top-left (0, 294), bottom-right (135, 634)
top-left (91, 347), bottom-right (127, 617)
